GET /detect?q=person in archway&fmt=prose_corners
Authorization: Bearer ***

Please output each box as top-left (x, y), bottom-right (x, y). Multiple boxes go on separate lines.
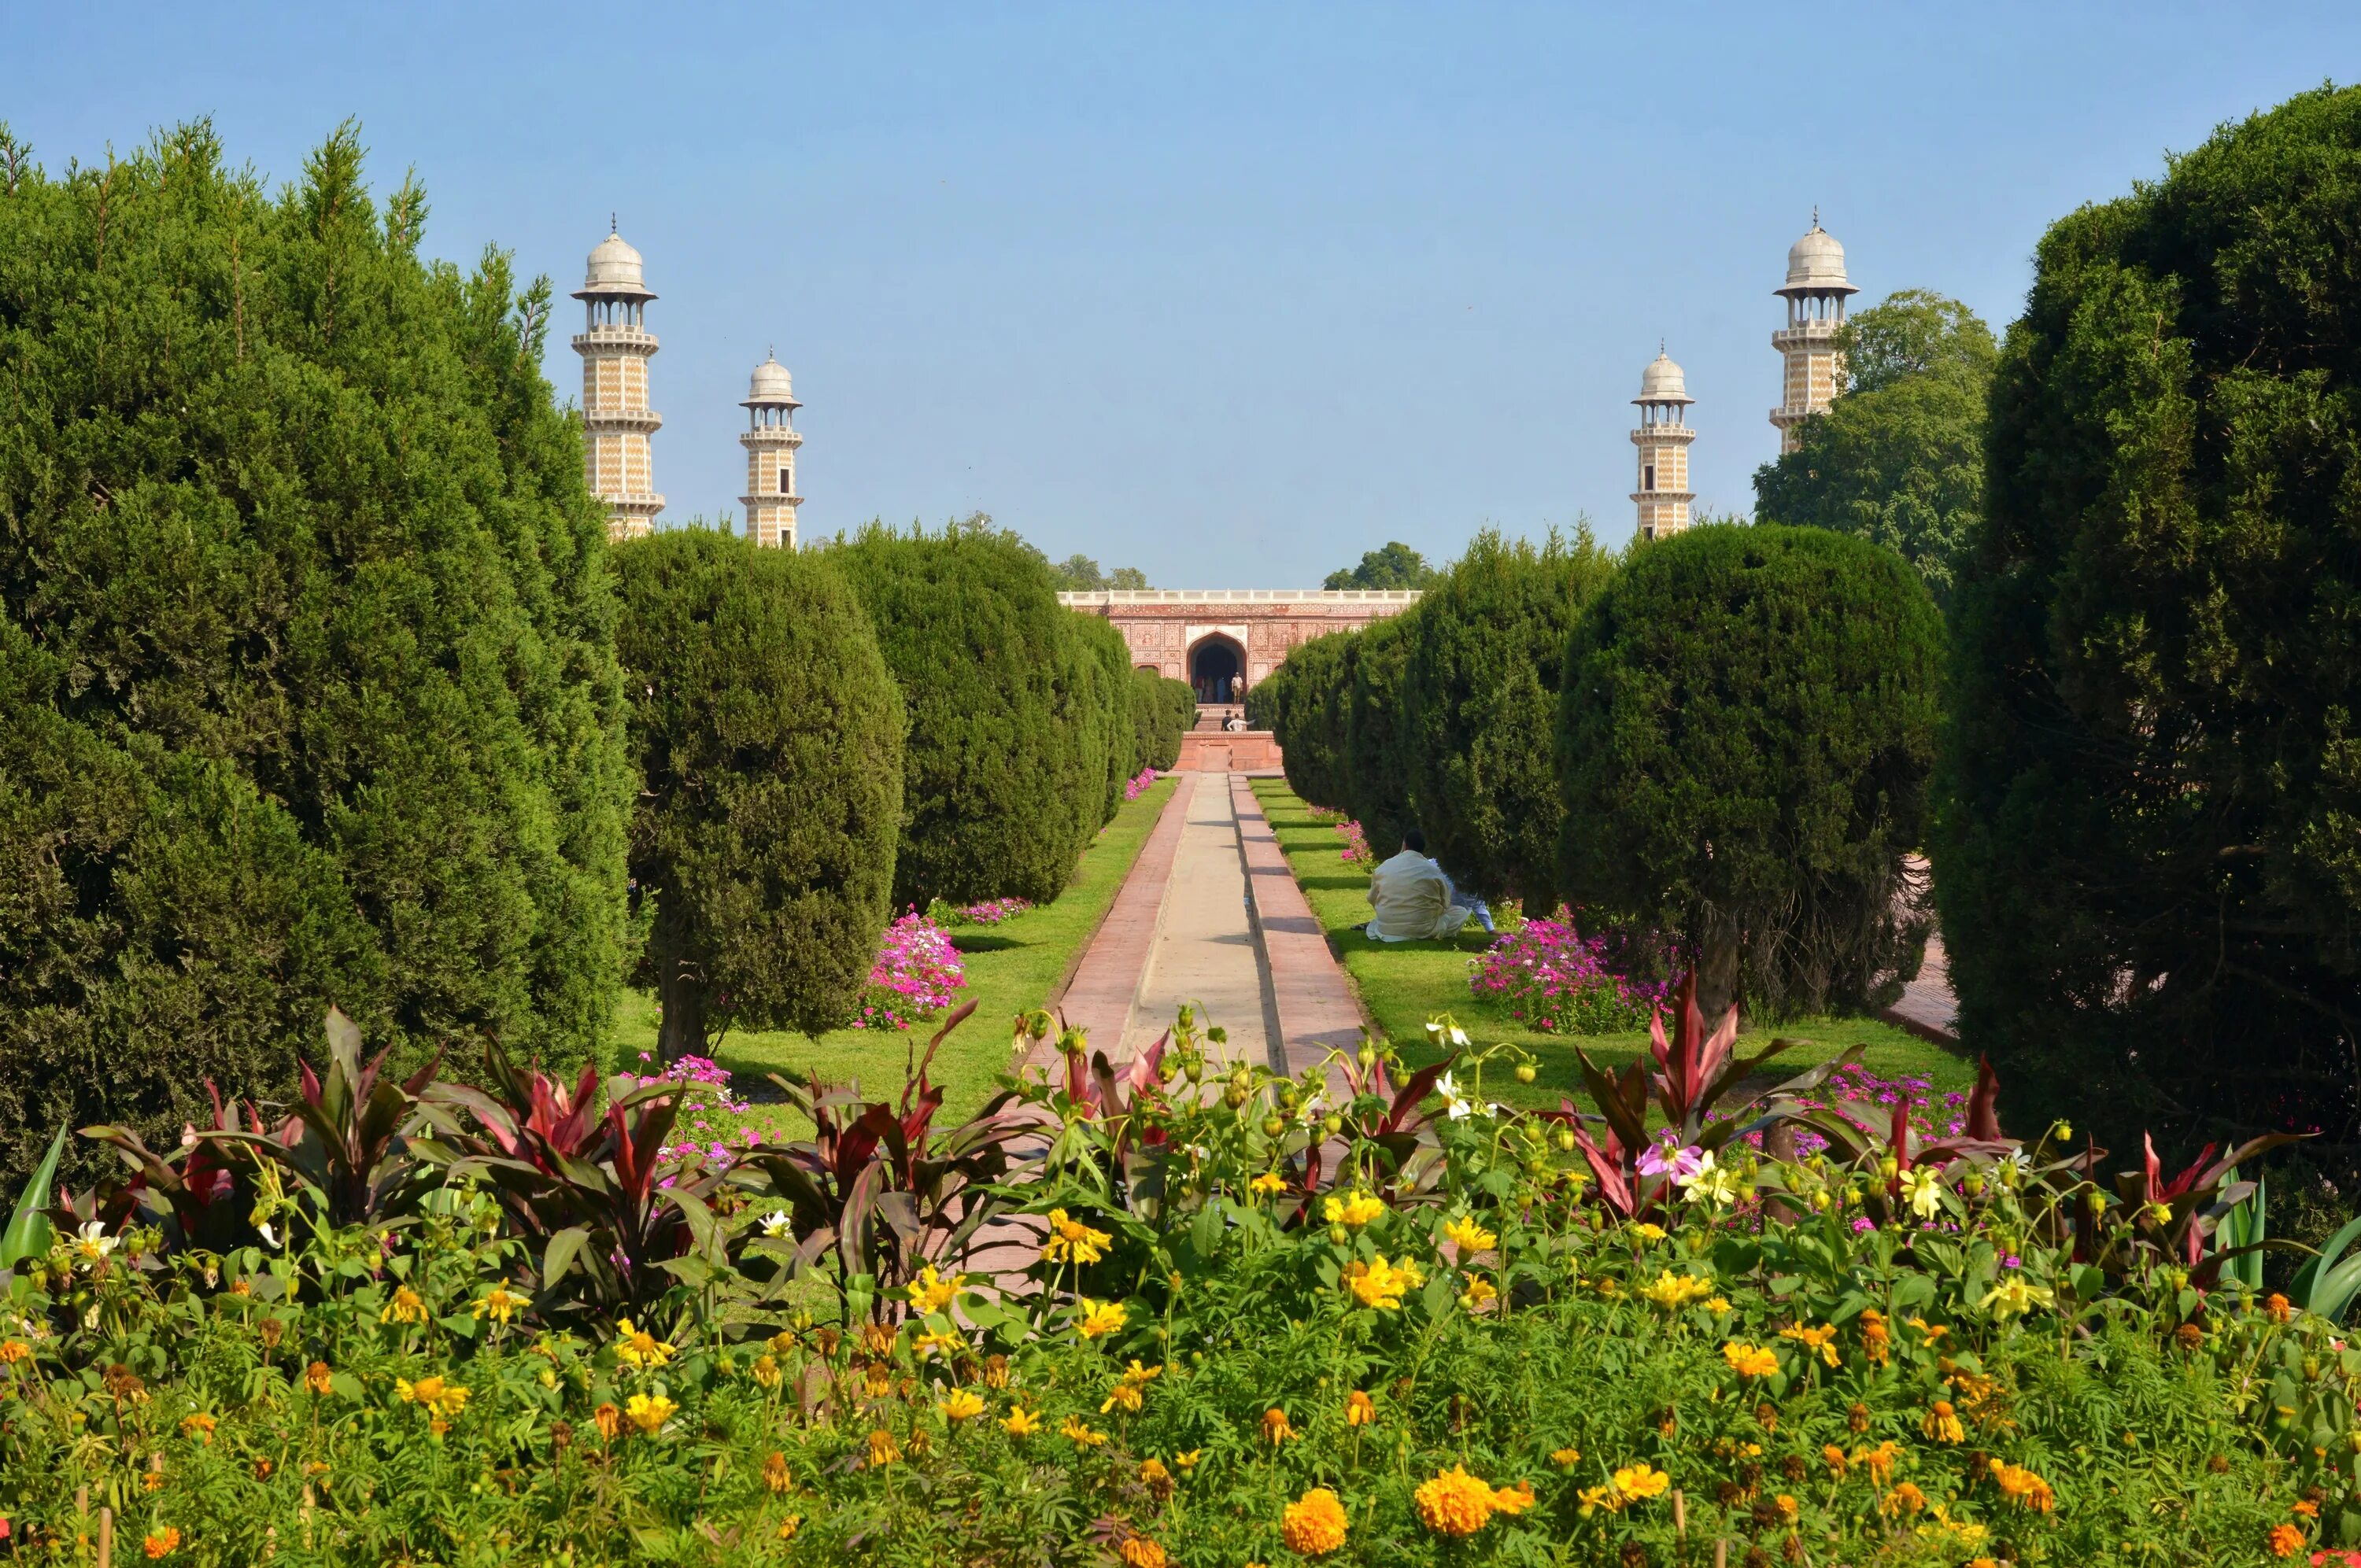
top-left (1229, 673), bottom-right (1243, 703)
top-left (1363, 827), bottom-right (1495, 941)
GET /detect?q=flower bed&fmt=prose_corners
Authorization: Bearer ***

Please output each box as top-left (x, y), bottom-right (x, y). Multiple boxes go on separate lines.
top-left (854, 909), bottom-right (966, 1030)
top-left (1466, 914), bottom-right (1676, 1033)
top-left (930, 895), bottom-right (1034, 928)
top-left (1123, 767), bottom-right (1160, 802)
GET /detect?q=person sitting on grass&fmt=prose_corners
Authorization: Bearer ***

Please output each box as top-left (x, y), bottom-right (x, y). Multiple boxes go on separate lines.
top-left (1364, 827), bottom-right (1495, 941)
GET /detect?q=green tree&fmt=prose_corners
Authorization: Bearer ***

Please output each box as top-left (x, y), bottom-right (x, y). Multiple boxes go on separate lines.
top-left (0, 123), bottom-right (632, 1180)
top-left (831, 521), bottom-right (1098, 909)
top-left (1047, 553), bottom-right (1151, 592)
top-left (1132, 668), bottom-right (1194, 773)
top-left (1752, 290), bottom-right (1997, 610)
top-left (1343, 608), bottom-right (1421, 859)
top-left (614, 529), bottom-right (903, 1059)
top-left (1401, 528), bottom-right (1614, 909)
top-left (1265, 632), bottom-right (1358, 811)
top-left (1557, 525), bottom-right (1942, 1019)
top-left (1070, 611), bottom-right (1139, 825)
top-left (1934, 86), bottom-right (2361, 1149)
top-left (1322, 541), bottom-right (1439, 591)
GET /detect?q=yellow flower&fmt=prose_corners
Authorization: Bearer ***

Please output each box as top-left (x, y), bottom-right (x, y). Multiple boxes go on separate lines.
top-left (1324, 1190), bottom-right (1385, 1229)
top-left (1103, 1382), bottom-right (1144, 1414)
top-left (866, 1428), bottom-right (902, 1466)
top-left (938, 1389), bottom-right (985, 1422)
top-left (752, 1352), bottom-right (782, 1391)
top-left (775, 1515), bottom-right (803, 1542)
top-left (1076, 1298), bottom-right (1128, 1339)
top-left (1060, 1415), bottom-right (1109, 1446)
top-left (1990, 1459), bottom-right (2055, 1513)
top-left (913, 1330), bottom-right (963, 1358)
top-left (1262, 1407), bottom-right (1298, 1444)
top-left (0, 1338), bottom-right (30, 1367)
top-left (1922, 1400), bottom-right (1965, 1444)
top-left (1282, 1487), bottom-right (1350, 1555)
top-left (179, 1411), bottom-right (217, 1442)
top-left (1117, 1358), bottom-right (1164, 1387)
top-left (1775, 1493), bottom-right (1800, 1522)
top-left (1823, 1444), bottom-right (1849, 1477)
top-left (1173, 1448), bottom-right (1202, 1470)
top-left (1705, 1296), bottom-right (1733, 1314)
top-left (1340, 1254), bottom-right (1424, 1312)
top-left (1417, 1464), bottom-right (1499, 1537)
top-left (1639, 1271), bottom-right (1715, 1311)
top-left (393, 1377), bottom-right (471, 1419)
top-left (1550, 1446), bottom-right (1582, 1467)
top-left (1854, 1440), bottom-right (1901, 1483)
top-left (593, 1402), bottom-right (620, 1441)
top-left (906, 1264), bottom-right (966, 1315)
top-left (1444, 1213), bottom-right (1498, 1253)
top-left (763, 1450), bottom-right (792, 1493)
top-left (1040, 1208), bottom-right (1113, 1266)
top-left (1118, 1539), bottom-right (1167, 1568)
top-left (379, 1286), bottom-right (426, 1325)
top-left (1631, 1223), bottom-right (1668, 1243)
top-left (1905, 1315), bottom-right (1950, 1345)
top-left (1250, 1171), bottom-right (1288, 1197)
top-left (1492, 1480), bottom-right (1536, 1516)
top-left (471, 1286), bottom-right (522, 1326)
top-left (1460, 1273), bottom-right (1498, 1310)
top-left (1780, 1323), bottom-right (1840, 1368)
top-left (624, 1391), bottom-right (677, 1437)
top-left (305, 1360), bottom-right (333, 1397)
top-left (1858, 1307), bottom-right (1892, 1365)
top-left (2270, 1522), bottom-right (2307, 1558)
top-left (1001, 1405), bottom-right (1041, 1438)
top-left (613, 1317), bottom-right (676, 1371)
top-left (1346, 1389), bottom-right (1376, 1426)
top-left (1882, 1481), bottom-right (1929, 1518)
top-left (1580, 1461), bottom-right (1672, 1511)
top-left (1722, 1341), bottom-right (1779, 1378)
top-left (1979, 1276), bottom-right (2055, 1321)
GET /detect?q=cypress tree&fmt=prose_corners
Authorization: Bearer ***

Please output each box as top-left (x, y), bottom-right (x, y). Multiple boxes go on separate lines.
top-left (830, 520), bottom-right (1096, 908)
top-left (1269, 630), bottom-right (1358, 811)
top-left (614, 529), bottom-right (903, 1059)
top-left (1133, 666), bottom-right (1188, 773)
top-left (1343, 608), bottom-right (1420, 859)
top-left (1935, 86), bottom-right (2361, 1148)
top-left (1400, 528), bottom-right (1613, 909)
top-left (0, 123), bottom-right (631, 1180)
top-left (1557, 524), bottom-right (1942, 1019)
top-left (1072, 612), bottom-right (1138, 825)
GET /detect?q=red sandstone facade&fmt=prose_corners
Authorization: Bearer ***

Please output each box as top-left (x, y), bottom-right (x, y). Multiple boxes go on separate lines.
top-left (1057, 588), bottom-right (1423, 703)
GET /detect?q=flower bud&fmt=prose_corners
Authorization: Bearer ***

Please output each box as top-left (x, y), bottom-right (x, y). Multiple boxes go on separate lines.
top-left (1357, 1047), bottom-right (1376, 1070)
top-left (1557, 1129), bottom-right (1577, 1153)
top-left (1262, 1116), bottom-right (1286, 1138)
top-left (1322, 1115), bottom-right (1344, 1135)
top-left (1514, 1064), bottom-right (1537, 1085)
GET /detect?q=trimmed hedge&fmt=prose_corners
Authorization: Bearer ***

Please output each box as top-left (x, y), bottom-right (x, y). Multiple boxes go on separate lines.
top-left (1133, 667), bottom-right (1192, 773)
top-left (1072, 612), bottom-right (1139, 826)
top-left (1934, 84), bottom-right (2361, 1149)
top-left (1265, 630), bottom-right (1358, 812)
top-left (1556, 524), bottom-right (1942, 1018)
top-left (831, 522), bottom-right (1097, 909)
top-left (614, 529), bottom-right (903, 1057)
top-left (1400, 528), bottom-right (1613, 909)
top-left (1343, 608), bottom-right (1419, 861)
top-left (0, 124), bottom-right (631, 1182)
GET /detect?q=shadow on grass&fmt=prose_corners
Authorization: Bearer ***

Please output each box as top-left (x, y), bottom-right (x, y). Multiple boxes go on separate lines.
top-left (949, 933), bottom-right (1033, 954)
top-left (1296, 874), bottom-right (1373, 891)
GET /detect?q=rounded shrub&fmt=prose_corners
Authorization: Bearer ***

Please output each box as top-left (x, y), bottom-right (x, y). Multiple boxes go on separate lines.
top-left (1070, 611), bottom-right (1138, 825)
top-left (1343, 608), bottom-right (1420, 860)
top-left (1556, 523), bottom-right (1942, 1019)
top-left (0, 125), bottom-right (632, 1182)
top-left (614, 528), bottom-right (903, 1058)
top-left (830, 521), bottom-right (1097, 909)
top-left (1934, 85), bottom-right (2361, 1149)
top-left (1132, 667), bottom-right (1189, 773)
top-left (1267, 630), bottom-right (1358, 811)
top-left (1401, 528), bottom-right (1614, 909)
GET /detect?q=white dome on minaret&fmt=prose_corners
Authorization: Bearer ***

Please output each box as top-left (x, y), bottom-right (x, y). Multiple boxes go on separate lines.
top-left (570, 221), bottom-right (664, 540)
top-left (1769, 210), bottom-right (1857, 454)
top-left (1631, 342), bottom-right (1697, 544)
top-left (743, 353), bottom-right (800, 408)
top-left (740, 349), bottom-right (804, 550)
top-left (1779, 215), bottom-right (1857, 298)
top-left (1635, 349), bottom-right (1695, 407)
top-left (577, 228), bottom-right (655, 301)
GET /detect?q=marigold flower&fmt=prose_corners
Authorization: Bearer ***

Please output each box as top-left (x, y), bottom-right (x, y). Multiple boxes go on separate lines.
top-left (1041, 1208), bottom-right (1113, 1266)
top-left (1883, 1481), bottom-right (1928, 1518)
top-left (1781, 1323), bottom-right (1840, 1368)
top-left (1249, 1171), bottom-right (1288, 1197)
top-left (379, 1286), bottom-right (426, 1325)
top-left (1491, 1480), bottom-right (1536, 1516)
top-left (305, 1360), bottom-right (333, 1396)
top-left (1460, 1274), bottom-right (1498, 1310)
top-left (1076, 1297), bottom-right (1128, 1339)
top-left (593, 1402), bottom-right (620, 1441)
top-left (1139, 1457), bottom-right (1174, 1500)
top-left (1324, 1190), bottom-right (1385, 1229)
top-left (1705, 1295), bottom-right (1733, 1314)
top-left (1001, 1405), bottom-right (1040, 1438)
top-left (1173, 1448), bottom-right (1202, 1470)
top-left (867, 1427), bottom-right (902, 1465)
top-left (982, 1354), bottom-right (1011, 1389)
top-left (1340, 1254), bottom-right (1423, 1312)
top-left (1103, 1382), bottom-right (1144, 1414)
top-left (939, 1388), bottom-right (985, 1422)
top-left (0, 1340), bottom-right (31, 1367)
top-left (2267, 1522), bottom-right (2304, 1558)
top-left (776, 1515), bottom-right (802, 1541)
top-left (1775, 1493), bottom-right (1799, 1522)
top-left (1723, 1341), bottom-right (1779, 1378)
top-left (1923, 1400), bottom-right (1965, 1444)
top-left (472, 1285), bottom-right (522, 1326)
top-left (179, 1412), bottom-right (216, 1442)
top-left (625, 1392), bottom-right (677, 1437)
top-left (1639, 1271), bottom-right (1715, 1311)
top-left (1856, 1440), bottom-right (1901, 1483)
top-left (1631, 1223), bottom-right (1668, 1242)
top-left (2267, 1293), bottom-right (2295, 1325)
top-left (1060, 1415), bottom-right (1108, 1446)
top-left (763, 1451), bottom-right (791, 1493)
top-left (1989, 1459), bottom-right (2054, 1512)
top-left (1417, 1465), bottom-right (1499, 1537)
top-left (906, 1264), bottom-right (966, 1315)
top-left (613, 1317), bottom-right (677, 1371)
top-left (1444, 1213), bottom-right (1498, 1253)
top-left (1262, 1407), bottom-right (1298, 1444)
top-left (1550, 1447), bottom-right (1582, 1468)
top-left (752, 1352), bottom-right (783, 1391)
top-left (2294, 1500), bottom-right (2320, 1519)
top-left (1346, 1389), bottom-right (1376, 1426)
top-left (913, 1330), bottom-right (963, 1358)
top-left (393, 1377), bottom-right (471, 1419)
top-left (142, 1526), bottom-right (180, 1560)
top-left (1118, 1538), bottom-right (1167, 1568)
top-left (1858, 1307), bottom-right (1891, 1365)
top-left (1282, 1487), bottom-right (1350, 1555)
top-left (1906, 1315), bottom-right (1949, 1345)
top-left (1822, 1444), bottom-right (1848, 1477)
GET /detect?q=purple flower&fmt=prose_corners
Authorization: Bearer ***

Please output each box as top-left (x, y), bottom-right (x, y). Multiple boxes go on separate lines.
top-left (1637, 1136), bottom-right (1705, 1179)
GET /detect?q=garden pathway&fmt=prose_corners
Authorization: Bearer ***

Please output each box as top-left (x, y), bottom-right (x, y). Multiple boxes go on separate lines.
top-left (1116, 772), bottom-right (1278, 1066)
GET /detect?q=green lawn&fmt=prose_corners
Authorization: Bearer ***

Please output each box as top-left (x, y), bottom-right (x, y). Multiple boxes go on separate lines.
top-left (616, 777), bottom-right (1180, 1135)
top-left (1249, 777), bottom-right (1972, 1116)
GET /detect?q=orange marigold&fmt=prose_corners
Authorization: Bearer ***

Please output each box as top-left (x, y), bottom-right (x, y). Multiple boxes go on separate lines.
top-left (1281, 1487), bottom-right (1350, 1555)
top-left (1346, 1389), bottom-right (1376, 1426)
top-left (1118, 1538), bottom-right (1167, 1568)
top-left (1491, 1480), bottom-right (1536, 1516)
top-left (1262, 1407), bottom-right (1297, 1444)
top-left (2267, 1522), bottom-right (2305, 1558)
top-left (1416, 1465), bottom-right (1498, 1537)
top-left (142, 1527), bottom-right (181, 1560)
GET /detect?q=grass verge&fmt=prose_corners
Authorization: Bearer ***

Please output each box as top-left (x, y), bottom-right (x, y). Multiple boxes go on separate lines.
top-left (1248, 777), bottom-right (1972, 1115)
top-left (616, 776), bottom-right (1180, 1133)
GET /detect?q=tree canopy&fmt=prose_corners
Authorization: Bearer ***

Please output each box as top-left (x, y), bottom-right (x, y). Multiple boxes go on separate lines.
top-left (1322, 541), bottom-right (1439, 592)
top-left (1934, 85), bottom-right (2361, 1150)
top-left (0, 122), bottom-right (632, 1180)
top-left (1049, 553), bottom-right (1150, 592)
top-left (1752, 290), bottom-right (1997, 610)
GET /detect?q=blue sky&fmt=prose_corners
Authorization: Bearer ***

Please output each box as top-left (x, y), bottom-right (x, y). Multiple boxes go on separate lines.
top-left (8, 4), bottom-right (2355, 585)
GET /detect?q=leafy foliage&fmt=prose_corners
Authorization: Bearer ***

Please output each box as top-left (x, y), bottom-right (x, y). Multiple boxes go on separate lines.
top-left (1070, 610), bottom-right (1139, 826)
top-left (1258, 629), bottom-right (1358, 811)
top-left (0, 122), bottom-right (632, 1185)
top-left (1048, 553), bottom-right (1151, 592)
top-left (1557, 524), bottom-right (1944, 1019)
top-left (1323, 540), bottom-right (1439, 591)
top-left (1132, 667), bottom-right (1193, 773)
top-left (1753, 290), bottom-right (1997, 611)
top-left (1399, 527), bottom-right (1614, 909)
top-left (1340, 607), bottom-right (1418, 861)
top-left (614, 527), bottom-right (904, 1058)
top-left (1933, 85), bottom-right (2361, 1154)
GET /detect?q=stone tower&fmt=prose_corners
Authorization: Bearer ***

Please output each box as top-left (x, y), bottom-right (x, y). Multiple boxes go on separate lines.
top-left (1768, 212), bottom-right (1857, 454)
top-left (571, 225), bottom-right (664, 541)
top-left (1631, 346), bottom-right (1696, 543)
top-left (739, 352), bottom-right (804, 548)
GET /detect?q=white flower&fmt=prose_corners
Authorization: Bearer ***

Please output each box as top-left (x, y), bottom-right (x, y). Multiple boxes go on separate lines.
top-left (1435, 1071), bottom-right (1475, 1120)
top-left (1295, 1093), bottom-right (1328, 1125)
top-left (73, 1221), bottom-right (117, 1266)
top-left (759, 1212), bottom-right (791, 1238)
top-left (1901, 1165), bottom-right (1946, 1219)
top-left (258, 1221), bottom-right (282, 1249)
top-left (1676, 1151), bottom-right (1744, 1207)
top-left (1449, 1026), bottom-right (1470, 1048)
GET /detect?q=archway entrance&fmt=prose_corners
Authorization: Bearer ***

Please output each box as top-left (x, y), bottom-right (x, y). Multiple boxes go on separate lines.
top-left (1190, 636), bottom-right (1243, 703)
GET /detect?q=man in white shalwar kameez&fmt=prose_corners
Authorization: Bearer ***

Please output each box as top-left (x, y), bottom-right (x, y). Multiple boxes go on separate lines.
top-left (1364, 828), bottom-right (1495, 942)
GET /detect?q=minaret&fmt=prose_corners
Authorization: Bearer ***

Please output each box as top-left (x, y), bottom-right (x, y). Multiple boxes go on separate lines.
top-left (1768, 210), bottom-right (1858, 454)
top-left (571, 223), bottom-right (663, 541)
top-left (1631, 345), bottom-right (1696, 543)
top-left (739, 352), bottom-right (804, 548)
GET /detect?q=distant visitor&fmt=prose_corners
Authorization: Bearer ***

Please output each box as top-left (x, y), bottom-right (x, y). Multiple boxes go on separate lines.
top-left (1364, 828), bottom-right (1494, 941)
